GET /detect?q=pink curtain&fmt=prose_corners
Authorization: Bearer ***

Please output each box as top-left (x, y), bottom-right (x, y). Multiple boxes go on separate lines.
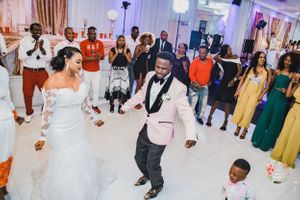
top-left (252, 12), bottom-right (270, 52)
top-left (33, 0), bottom-right (67, 35)
top-left (270, 17), bottom-right (280, 35)
top-left (282, 22), bottom-right (292, 48)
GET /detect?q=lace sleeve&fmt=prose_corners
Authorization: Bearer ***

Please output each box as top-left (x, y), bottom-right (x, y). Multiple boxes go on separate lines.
top-left (40, 89), bottom-right (57, 141)
top-left (81, 96), bottom-right (99, 123)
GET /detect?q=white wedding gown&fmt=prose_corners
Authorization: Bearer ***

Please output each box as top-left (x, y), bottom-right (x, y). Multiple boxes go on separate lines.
top-left (31, 82), bottom-right (114, 200)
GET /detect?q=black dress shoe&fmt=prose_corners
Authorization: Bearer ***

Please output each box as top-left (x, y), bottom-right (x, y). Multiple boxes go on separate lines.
top-left (144, 185), bottom-right (163, 199)
top-left (110, 104), bottom-right (114, 113)
top-left (118, 105), bottom-right (122, 113)
top-left (206, 116), bottom-right (212, 127)
top-left (197, 118), bottom-right (204, 125)
top-left (134, 176), bottom-right (149, 186)
top-left (220, 120), bottom-right (228, 131)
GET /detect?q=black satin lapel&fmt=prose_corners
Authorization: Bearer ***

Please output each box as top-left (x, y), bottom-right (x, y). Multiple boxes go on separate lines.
top-left (145, 75), bottom-right (156, 113)
top-left (150, 75), bottom-right (174, 113)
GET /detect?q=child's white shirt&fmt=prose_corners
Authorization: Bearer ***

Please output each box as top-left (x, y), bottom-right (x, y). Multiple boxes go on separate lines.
top-left (223, 176), bottom-right (255, 200)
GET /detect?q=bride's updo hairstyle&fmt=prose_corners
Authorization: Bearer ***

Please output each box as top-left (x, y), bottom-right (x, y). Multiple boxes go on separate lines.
top-left (51, 47), bottom-right (81, 71)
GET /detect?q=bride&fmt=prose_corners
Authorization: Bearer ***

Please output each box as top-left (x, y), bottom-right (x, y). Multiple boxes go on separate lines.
top-left (34, 46), bottom-right (107, 200)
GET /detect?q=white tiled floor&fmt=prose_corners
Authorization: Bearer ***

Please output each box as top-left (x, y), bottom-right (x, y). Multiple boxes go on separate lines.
top-left (8, 103), bottom-right (300, 200)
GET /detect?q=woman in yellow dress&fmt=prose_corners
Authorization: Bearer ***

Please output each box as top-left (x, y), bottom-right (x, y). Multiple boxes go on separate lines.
top-left (231, 51), bottom-right (271, 139)
top-left (271, 76), bottom-right (300, 168)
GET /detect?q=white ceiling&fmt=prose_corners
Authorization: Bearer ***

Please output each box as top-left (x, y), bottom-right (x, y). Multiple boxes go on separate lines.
top-left (255, 0), bottom-right (300, 18)
top-left (198, 0), bottom-right (300, 19)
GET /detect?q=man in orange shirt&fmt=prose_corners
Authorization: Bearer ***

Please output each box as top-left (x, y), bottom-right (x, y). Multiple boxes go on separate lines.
top-left (80, 26), bottom-right (105, 114)
top-left (189, 45), bottom-right (213, 124)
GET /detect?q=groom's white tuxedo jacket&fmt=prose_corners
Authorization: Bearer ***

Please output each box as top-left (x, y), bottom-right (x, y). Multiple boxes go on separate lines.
top-left (122, 71), bottom-right (197, 145)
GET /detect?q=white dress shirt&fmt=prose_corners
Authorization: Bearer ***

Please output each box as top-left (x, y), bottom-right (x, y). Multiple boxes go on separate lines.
top-left (149, 73), bottom-right (171, 108)
top-left (54, 39), bottom-right (80, 56)
top-left (0, 33), bottom-right (7, 55)
top-left (126, 35), bottom-right (139, 56)
top-left (18, 35), bottom-right (52, 69)
top-left (0, 67), bottom-right (15, 120)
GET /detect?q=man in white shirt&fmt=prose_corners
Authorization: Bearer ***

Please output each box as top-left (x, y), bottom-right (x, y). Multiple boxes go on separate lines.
top-left (0, 33), bottom-right (8, 67)
top-left (126, 26), bottom-right (140, 91)
top-left (54, 27), bottom-right (79, 56)
top-left (18, 23), bottom-right (52, 123)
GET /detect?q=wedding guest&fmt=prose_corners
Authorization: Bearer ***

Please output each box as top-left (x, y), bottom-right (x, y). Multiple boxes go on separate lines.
top-left (171, 43), bottom-right (190, 90)
top-left (148, 30), bottom-right (173, 71)
top-left (251, 53), bottom-right (297, 149)
top-left (18, 23), bottom-right (51, 123)
top-left (189, 45), bottom-right (213, 124)
top-left (291, 41), bottom-right (297, 52)
top-left (80, 26), bottom-right (105, 114)
top-left (266, 32), bottom-right (279, 71)
top-left (295, 40), bottom-right (300, 52)
top-left (206, 44), bottom-right (241, 130)
top-left (223, 159), bottom-right (255, 200)
top-left (120, 52), bottom-right (197, 199)
top-left (240, 56), bottom-right (249, 76)
top-left (0, 65), bottom-right (24, 200)
top-left (232, 51), bottom-right (270, 139)
top-left (126, 26), bottom-right (140, 91)
top-left (105, 35), bottom-right (131, 113)
top-left (271, 76), bottom-right (300, 168)
top-left (133, 32), bottom-right (155, 109)
top-left (54, 27), bottom-right (79, 56)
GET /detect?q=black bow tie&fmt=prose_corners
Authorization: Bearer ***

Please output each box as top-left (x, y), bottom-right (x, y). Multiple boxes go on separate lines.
top-left (153, 76), bottom-right (165, 85)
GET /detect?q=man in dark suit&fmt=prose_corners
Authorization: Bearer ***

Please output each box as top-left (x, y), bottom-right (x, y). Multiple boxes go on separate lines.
top-left (148, 30), bottom-right (173, 71)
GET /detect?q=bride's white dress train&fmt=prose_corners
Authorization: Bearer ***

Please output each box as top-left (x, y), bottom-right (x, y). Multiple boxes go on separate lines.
top-left (31, 83), bottom-right (114, 200)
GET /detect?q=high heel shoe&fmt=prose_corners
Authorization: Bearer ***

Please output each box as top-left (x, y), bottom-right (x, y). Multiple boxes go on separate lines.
top-left (110, 104), bottom-right (114, 113)
top-left (220, 120), bottom-right (228, 131)
top-left (239, 130), bottom-right (248, 139)
top-left (206, 116), bottom-right (212, 127)
top-left (234, 127), bottom-right (241, 136)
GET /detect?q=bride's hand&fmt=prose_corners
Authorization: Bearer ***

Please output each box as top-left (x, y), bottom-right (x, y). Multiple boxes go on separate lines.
top-left (94, 120), bottom-right (104, 127)
top-left (35, 140), bottom-right (45, 151)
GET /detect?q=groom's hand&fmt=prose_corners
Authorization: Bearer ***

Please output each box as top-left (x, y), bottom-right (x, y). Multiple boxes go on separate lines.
top-left (35, 140), bottom-right (45, 151)
top-left (119, 109), bottom-right (125, 115)
top-left (185, 140), bottom-right (196, 148)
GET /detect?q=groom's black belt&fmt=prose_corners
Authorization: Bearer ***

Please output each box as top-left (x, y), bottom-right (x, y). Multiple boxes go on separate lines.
top-left (24, 67), bottom-right (45, 72)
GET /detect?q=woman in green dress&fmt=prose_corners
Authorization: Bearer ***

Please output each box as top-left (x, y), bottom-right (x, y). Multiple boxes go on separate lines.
top-left (251, 53), bottom-right (297, 151)
top-left (271, 77), bottom-right (300, 168)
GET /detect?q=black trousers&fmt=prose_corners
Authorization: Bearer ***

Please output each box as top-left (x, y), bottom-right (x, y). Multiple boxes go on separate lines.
top-left (134, 124), bottom-right (166, 188)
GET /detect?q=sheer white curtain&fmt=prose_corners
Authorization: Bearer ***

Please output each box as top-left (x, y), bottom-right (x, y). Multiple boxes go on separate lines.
top-left (223, 0), bottom-right (253, 55)
top-left (68, 0), bottom-right (145, 36)
top-left (68, 0), bottom-right (199, 45)
top-left (0, 0), bottom-right (32, 30)
top-left (68, 0), bottom-right (115, 35)
top-left (68, 0), bottom-right (172, 37)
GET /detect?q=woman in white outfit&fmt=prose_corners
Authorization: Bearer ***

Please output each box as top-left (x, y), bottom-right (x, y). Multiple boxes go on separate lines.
top-left (0, 65), bottom-right (16, 200)
top-left (33, 47), bottom-right (110, 200)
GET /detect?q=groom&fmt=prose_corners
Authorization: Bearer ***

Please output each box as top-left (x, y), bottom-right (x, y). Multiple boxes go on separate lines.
top-left (120, 51), bottom-right (197, 199)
